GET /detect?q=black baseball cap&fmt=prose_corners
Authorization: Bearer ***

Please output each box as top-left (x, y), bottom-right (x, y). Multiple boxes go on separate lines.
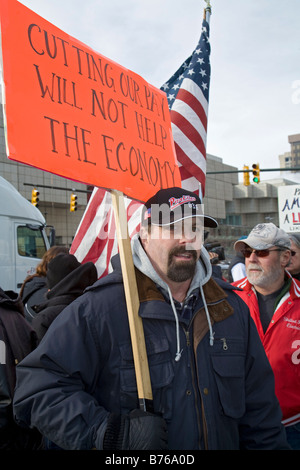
top-left (141, 187), bottom-right (218, 228)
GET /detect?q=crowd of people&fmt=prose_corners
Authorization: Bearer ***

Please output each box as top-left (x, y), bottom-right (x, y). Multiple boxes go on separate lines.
top-left (0, 186), bottom-right (299, 450)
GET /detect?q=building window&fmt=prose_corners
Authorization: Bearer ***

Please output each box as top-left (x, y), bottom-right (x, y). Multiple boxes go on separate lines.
top-left (225, 215), bottom-right (242, 226)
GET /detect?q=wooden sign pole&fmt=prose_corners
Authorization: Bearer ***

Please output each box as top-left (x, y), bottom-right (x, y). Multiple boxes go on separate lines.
top-left (111, 189), bottom-right (153, 411)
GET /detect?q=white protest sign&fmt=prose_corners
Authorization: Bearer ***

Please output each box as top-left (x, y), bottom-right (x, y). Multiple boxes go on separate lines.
top-left (278, 185), bottom-right (300, 233)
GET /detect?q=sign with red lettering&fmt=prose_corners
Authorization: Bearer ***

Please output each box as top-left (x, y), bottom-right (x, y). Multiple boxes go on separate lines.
top-left (0, 0), bottom-right (180, 202)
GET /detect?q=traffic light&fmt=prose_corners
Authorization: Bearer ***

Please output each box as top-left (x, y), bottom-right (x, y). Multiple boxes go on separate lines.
top-left (243, 165), bottom-right (250, 186)
top-left (31, 188), bottom-right (39, 207)
top-left (70, 193), bottom-right (77, 212)
top-left (252, 163), bottom-right (260, 183)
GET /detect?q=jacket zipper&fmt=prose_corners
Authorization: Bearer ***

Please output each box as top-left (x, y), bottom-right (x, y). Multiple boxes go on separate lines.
top-left (184, 328), bottom-right (208, 450)
top-left (212, 337), bottom-right (231, 350)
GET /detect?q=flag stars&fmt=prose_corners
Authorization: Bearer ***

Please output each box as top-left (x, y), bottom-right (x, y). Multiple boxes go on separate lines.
top-left (160, 18), bottom-right (210, 107)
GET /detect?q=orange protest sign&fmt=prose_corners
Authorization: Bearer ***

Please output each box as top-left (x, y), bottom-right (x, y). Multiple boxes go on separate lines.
top-left (0, 0), bottom-right (181, 202)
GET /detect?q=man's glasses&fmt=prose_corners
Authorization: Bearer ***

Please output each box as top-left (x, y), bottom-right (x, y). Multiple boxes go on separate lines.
top-left (241, 248), bottom-right (283, 258)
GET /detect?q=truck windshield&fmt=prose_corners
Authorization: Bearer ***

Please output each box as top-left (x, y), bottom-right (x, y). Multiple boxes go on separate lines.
top-left (17, 225), bottom-right (47, 258)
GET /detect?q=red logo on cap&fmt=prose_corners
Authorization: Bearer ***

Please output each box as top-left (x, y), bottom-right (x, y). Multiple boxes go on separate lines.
top-left (169, 195), bottom-right (197, 210)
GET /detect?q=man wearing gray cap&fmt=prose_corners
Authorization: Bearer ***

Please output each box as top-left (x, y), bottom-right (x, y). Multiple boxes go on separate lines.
top-left (232, 222), bottom-right (300, 449)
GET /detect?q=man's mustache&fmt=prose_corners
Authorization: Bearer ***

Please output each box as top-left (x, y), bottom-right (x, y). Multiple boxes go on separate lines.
top-left (247, 263), bottom-right (263, 272)
top-left (169, 246), bottom-right (198, 261)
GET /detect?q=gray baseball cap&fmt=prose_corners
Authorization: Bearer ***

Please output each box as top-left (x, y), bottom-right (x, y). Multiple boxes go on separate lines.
top-left (234, 223), bottom-right (291, 252)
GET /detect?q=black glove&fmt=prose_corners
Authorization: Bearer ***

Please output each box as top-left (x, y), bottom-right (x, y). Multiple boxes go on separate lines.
top-left (103, 409), bottom-right (168, 450)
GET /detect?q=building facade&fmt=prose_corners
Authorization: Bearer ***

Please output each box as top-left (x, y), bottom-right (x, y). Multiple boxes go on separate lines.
top-left (279, 133), bottom-right (300, 172)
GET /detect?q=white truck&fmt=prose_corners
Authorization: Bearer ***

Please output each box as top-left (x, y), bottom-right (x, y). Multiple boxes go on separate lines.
top-left (0, 176), bottom-right (51, 292)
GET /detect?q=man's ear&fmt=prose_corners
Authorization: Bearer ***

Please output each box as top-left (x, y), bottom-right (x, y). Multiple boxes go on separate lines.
top-left (281, 250), bottom-right (292, 268)
top-left (139, 226), bottom-right (149, 248)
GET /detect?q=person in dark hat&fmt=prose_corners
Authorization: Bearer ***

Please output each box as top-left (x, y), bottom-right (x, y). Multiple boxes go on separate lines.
top-left (13, 187), bottom-right (289, 450)
top-left (20, 245), bottom-right (69, 323)
top-left (31, 253), bottom-right (97, 341)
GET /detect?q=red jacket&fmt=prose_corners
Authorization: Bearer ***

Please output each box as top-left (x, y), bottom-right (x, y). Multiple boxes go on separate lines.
top-left (233, 272), bottom-right (300, 427)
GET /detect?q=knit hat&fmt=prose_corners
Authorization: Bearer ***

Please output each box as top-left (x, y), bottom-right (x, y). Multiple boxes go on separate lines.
top-left (234, 223), bottom-right (291, 252)
top-left (46, 253), bottom-right (81, 289)
top-left (141, 187), bottom-right (218, 228)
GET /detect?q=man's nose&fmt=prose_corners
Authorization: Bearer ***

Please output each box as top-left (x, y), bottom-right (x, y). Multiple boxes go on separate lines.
top-left (179, 228), bottom-right (203, 248)
top-left (248, 251), bottom-right (258, 261)
top-left (180, 230), bottom-right (196, 243)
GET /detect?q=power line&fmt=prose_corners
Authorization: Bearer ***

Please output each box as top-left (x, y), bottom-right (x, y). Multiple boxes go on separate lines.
top-left (207, 167), bottom-right (300, 174)
top-left (23, 182), bottom-right (93, 193)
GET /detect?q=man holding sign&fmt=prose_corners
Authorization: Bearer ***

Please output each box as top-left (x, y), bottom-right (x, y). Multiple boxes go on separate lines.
top-left (13, 187), bottom-right (288, 450)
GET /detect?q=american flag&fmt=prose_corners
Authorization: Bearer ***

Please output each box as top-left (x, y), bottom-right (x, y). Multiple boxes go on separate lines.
top-left (161, 15), bottom-right (211, 195)
top-left (70, 13), bottom-right (212, 277)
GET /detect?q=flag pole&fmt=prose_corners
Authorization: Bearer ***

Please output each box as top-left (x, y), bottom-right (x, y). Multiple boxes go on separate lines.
top-left (111, 189), bottom-right (153, 411)
top-left (204, 0), bottom-right (212, 22)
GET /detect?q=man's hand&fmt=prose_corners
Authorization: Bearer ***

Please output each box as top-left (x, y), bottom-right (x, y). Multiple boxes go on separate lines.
top-left (103, 409), bottom-right (168, 450)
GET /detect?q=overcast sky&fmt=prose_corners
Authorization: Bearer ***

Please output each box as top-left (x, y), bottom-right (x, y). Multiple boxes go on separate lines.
top-left (16, 0), bottom-right (300, 182)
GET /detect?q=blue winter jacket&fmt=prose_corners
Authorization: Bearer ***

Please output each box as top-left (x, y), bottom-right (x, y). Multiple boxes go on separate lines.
top-left (13, 254), bottom-right (288, 450)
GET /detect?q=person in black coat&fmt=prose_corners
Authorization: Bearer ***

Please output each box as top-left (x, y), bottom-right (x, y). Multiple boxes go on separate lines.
top-left (0, 287), bottom-right (42, 449)
top-left (32, 253), bottom-right (97, 341)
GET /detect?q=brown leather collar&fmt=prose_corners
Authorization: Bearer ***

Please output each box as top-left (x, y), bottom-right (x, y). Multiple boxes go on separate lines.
top-left (135, 268), bottom-right (165, 303)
